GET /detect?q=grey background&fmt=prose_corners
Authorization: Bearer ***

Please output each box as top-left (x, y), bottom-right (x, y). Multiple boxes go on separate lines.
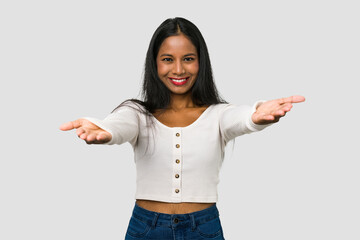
top-left (1, 0), bottom-right (359, 239)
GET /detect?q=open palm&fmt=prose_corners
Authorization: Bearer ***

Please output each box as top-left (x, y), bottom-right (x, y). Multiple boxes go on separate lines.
top-left (59, 119), bottom-right (111, 144)
top-left (252, 95), bottom-right (305, 125)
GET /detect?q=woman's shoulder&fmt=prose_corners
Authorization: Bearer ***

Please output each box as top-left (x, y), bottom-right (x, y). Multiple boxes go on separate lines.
top-left (112, 99), bottom-right (148, 114)
top-left (209, 102), bottom-right (232, 110)
top-left (208, 102), bottom-right (246, 117)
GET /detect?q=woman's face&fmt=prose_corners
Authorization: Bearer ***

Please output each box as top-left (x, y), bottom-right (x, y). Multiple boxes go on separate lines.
top-left (156, 34), bottom-right (199, 96)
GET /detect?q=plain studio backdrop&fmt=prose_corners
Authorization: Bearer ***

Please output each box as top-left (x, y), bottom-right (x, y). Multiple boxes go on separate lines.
top-left (0, 0), bottom-right (359, 239)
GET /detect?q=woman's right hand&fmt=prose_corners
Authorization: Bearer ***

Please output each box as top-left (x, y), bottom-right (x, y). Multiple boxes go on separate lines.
top-left (59, 119), bottom-right (112, 144)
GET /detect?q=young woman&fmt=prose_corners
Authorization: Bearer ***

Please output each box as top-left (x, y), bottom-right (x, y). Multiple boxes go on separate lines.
top-left (60, 17), bottom-right (305, 240)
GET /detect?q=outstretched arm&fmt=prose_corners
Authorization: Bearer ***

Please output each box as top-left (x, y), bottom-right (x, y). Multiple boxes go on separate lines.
top-left (251, 95), bottom-right (306, 125)
top-left (60, 102), bottom-right (140, 146)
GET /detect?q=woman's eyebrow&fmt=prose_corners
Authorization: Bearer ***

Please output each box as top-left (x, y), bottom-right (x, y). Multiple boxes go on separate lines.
top-left (159, 53), bottom-right (197, 57)
top-left (159, 54), bottom-right (173, 57)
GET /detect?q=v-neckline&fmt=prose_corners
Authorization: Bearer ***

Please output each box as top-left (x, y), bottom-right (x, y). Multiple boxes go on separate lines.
top-left (151, 105), bottom-right (214, 129)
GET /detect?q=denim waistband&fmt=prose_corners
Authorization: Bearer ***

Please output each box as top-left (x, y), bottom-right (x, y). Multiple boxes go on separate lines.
top-left (131, 202), bottom-right (219, 230)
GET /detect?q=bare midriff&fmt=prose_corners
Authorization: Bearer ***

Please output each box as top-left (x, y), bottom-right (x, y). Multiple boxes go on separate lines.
top-left (136, 199), bottom-right (215, 214)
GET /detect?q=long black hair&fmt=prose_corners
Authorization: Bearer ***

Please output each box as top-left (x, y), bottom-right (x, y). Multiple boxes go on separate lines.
top-left (113, 17), bottom-right (227, 114)
top-left (112, 17), bottom-right (228, 153)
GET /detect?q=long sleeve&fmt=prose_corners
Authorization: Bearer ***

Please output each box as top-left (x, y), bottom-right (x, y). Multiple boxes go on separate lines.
top-left (82, 105), bottom-right (140, 146)
top-left (219, 100), bottom-right (273, 144)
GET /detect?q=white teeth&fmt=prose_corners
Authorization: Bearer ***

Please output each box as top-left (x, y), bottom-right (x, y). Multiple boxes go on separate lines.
top-left (171, 78), bottom-right (187, 82)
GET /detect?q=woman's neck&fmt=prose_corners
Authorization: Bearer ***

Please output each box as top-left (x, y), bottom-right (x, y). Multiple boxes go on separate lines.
top-left (168, 93), bottom-right (196, 111)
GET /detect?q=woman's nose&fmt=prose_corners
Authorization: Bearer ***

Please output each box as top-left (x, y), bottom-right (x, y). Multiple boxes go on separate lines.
top-left (172, 61), bottom-right (185, 75)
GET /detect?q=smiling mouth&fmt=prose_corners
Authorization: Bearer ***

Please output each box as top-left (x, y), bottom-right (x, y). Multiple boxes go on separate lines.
top-left (169, 77), bottom-right (189, 86)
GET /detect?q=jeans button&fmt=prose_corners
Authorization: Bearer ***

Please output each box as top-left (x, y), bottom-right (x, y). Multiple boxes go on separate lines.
top-left (174, 218), bottom-right (179, 223)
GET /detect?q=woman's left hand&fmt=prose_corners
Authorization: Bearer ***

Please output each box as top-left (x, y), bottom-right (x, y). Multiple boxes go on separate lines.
top-left (251, 95), bottom-right (305, 125)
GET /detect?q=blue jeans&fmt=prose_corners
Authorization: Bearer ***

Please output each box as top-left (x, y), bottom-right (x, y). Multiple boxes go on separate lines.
top-left (125, 202), bottom-right (225, 240)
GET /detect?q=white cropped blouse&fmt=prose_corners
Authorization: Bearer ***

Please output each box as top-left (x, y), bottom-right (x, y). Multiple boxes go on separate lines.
top-left (84, 100), bottom-right (271, 203)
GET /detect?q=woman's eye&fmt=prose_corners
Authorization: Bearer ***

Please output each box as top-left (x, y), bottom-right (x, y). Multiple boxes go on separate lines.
top-left (162, 58), bottom-right (173, 62)
top-left (184, 57), bottom-right (194, 61)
